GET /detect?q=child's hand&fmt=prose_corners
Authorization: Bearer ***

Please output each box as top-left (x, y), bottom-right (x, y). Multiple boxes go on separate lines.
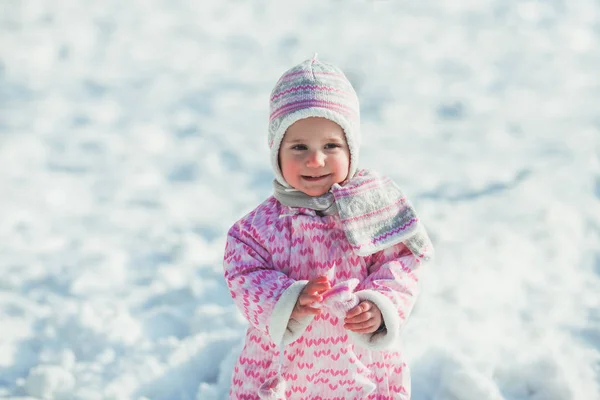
top-left (290, 276), bottom-right (331, 320)
top-left (344, 300), bottom-right (383, 334)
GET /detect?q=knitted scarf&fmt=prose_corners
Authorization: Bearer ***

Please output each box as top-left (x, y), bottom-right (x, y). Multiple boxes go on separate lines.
top-left (273, 169), bottom-right (433, 261)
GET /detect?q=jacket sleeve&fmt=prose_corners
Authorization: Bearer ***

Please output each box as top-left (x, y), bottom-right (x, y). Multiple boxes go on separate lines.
top-left (223, 221), bottom-right (313, 345)
top-left (349, 242), bottom-right (424, 350)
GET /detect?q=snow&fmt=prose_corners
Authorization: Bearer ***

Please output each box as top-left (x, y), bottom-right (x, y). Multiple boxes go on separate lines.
top-left (1, 0), bottom-right (599, 399)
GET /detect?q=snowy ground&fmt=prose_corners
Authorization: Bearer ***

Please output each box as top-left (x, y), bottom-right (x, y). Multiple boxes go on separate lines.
top-left (1, 0), bottom-right (599, 399)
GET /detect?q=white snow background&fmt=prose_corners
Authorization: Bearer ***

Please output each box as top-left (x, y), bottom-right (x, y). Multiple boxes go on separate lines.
top-left (1, 0), bottom-right (599, 399)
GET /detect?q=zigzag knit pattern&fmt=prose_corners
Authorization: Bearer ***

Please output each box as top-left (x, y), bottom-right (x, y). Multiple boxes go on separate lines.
top-left (268, 61), bottom-right (360, 146)
top-left (224, 197), bottom-right (423, 399)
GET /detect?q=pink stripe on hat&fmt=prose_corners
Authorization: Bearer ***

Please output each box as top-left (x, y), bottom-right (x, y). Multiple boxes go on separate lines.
top-left (270, 84), bottom-right (352, 101)
top-left (270, 99), bottom-right (355, 121)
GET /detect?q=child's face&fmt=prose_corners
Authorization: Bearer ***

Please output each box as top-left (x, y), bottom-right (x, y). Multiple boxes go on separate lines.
top-left (279, 117), bottom-right (350, 197)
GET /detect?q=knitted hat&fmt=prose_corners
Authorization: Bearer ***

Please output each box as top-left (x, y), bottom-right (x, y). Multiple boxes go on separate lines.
top-left (268, 54), bottom-right (361, 188)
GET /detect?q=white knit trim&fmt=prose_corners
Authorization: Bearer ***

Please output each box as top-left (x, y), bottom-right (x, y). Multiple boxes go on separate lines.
top-left (269, 108), bottom-right (360, 188)
top-left (268, 280), bottom-right (315, 345)
top-left (347, 289), bottom-right (401, 351)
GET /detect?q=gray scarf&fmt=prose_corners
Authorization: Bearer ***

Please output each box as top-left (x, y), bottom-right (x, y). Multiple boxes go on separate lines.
top-left (272, 181), bottom-right (338, 216)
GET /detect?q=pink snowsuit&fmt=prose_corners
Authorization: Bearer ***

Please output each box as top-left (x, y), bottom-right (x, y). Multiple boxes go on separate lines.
top-left (224, 196), bottom-right (424, 399)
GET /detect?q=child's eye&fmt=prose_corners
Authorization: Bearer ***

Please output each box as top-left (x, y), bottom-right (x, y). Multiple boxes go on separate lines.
top-left (291, 144), bottom-right (307, 151)
top-left (325, 143), bottom-right (341, 149)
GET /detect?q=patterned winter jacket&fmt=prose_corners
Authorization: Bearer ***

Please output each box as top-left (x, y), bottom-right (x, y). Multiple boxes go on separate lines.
top-left (223, 196), bottom-right (424, 399)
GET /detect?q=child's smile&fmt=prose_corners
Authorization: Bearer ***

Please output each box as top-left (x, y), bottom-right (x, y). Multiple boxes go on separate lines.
top-left (302, 174), bottom-right (330, 181)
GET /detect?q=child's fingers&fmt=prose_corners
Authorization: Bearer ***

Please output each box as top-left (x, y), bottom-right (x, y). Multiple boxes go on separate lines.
top-left (302, 306), bottom-right (322, 315)
top-left (298, 293), bottom-right (322, 306)
top-left (344, 310), bottom-right (373, 324)
top-left (305, 280), bottom-right (331, 294)
top-left (308, 275), bottom-right (331, 286)
top-left (344, 319), bottom-right (377, 332)
top-left (310, 284), bottom-right (331, 295)
top-left (295, 305), bottom-right (322, 317)
top-left (346, 301), bottom-right (368, 318)
top-left (312, 275), bottom-right (330, 283)
top-left (347, 325), bottom-right (378, 334)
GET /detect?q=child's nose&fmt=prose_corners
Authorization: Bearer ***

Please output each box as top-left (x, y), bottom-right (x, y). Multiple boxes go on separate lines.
top-left (306, 151), bottom-right (326, 168)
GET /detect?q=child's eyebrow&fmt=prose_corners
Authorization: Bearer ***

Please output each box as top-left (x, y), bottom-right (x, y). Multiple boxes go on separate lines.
top-left (284, 138), bottom-right (304, 144)
top-left (283, 136), bottom-right (344, 143)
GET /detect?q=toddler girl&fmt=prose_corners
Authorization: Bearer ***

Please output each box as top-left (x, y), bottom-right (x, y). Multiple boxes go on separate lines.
top-left (223, 54), bottom-right (433, 399)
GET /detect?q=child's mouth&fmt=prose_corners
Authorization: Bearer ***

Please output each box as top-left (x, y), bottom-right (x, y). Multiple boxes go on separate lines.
top-left (302, 174), bottom-right (330, 182)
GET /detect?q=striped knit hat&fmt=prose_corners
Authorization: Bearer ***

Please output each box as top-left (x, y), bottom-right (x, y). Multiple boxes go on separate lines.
top-left (268, 54), bottom-right (361, 188)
